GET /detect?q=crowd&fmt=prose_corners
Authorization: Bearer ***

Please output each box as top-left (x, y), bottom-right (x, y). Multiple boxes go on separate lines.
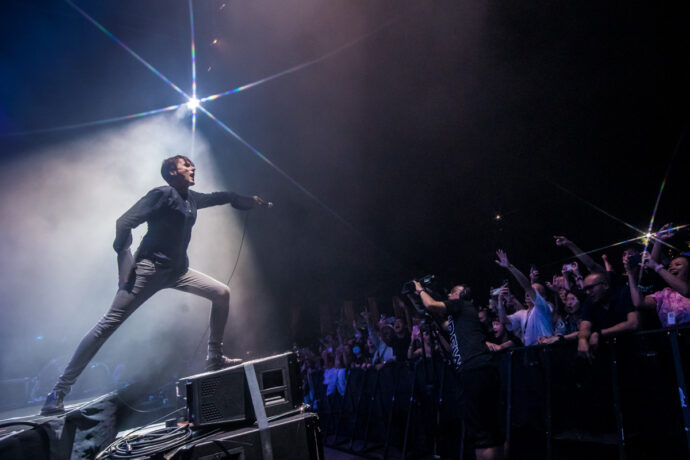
top-left (298, 223), bottom-right (688, 377)
top-left (294, 223), bottom-right (689, 458)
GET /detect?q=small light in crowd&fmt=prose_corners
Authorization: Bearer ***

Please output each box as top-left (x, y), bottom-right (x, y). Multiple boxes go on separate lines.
top-left (642, 232), bottom-right (653, 244)
top-left (187, 97), bottom-right (200, 111)
top-left (495, 214), bottom-right (502, 221)
top-left (211, 38), bottom-right (219, 45)
top-left (36, 335), bottom-right (43, 341)
top-left (219, 3), bottom-right (227, 10)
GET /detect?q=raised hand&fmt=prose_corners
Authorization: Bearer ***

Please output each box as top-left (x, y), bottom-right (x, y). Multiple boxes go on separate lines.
top-left (545, 275), bottom-right (559, 292)
top-left (538, 336), bottom-right (559, 345)
top-left (553, 275), bottom-right (566, 290)
top-left (641, 251), bottom-right (662, 271)
top-left (529, 265), bottom-right (540, 283)
top-left (553, 235), bottom-right (571, 247)
top-left (656, 223), bottom-right (676, 241)
top-left (253, 195), bottom-right (271, 207)
top-left (486, 342), bottom-right (501, 352)
top-left (495, 249), bottom-right (510, 268)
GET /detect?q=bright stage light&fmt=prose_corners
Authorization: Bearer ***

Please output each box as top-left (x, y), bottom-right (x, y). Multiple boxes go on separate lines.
top-left (187, 97), bottom-right (200, 111)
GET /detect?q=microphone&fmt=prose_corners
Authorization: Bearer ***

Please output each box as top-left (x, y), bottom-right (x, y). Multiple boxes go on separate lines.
top-left (255, 196), bottom-right (273, 208)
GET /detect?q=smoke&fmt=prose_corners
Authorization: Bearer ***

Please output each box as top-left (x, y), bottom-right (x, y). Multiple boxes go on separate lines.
top-left (0, 114), bottom-right (272, 402)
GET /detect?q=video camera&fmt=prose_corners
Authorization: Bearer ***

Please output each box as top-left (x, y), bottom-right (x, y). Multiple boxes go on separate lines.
top-left (401, 274), bottom-right (442, 296)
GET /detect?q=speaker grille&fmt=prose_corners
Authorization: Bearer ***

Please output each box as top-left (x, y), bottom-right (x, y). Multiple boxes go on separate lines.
top-left (200, 376), bottom-right (221, 396)
top-left (200, 402), bottom-right (223, 422)
top-left (195, 372), bottom-right (246, 425)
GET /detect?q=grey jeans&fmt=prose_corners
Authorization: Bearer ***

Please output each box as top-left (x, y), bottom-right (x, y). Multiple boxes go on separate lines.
top-left (54, 258), bottom-right (230, 394)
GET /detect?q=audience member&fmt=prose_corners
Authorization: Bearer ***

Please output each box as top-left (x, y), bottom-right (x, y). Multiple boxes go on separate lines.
top-left (413, 281), bottom-right (504, 460)
top-left (627, 234), bottom-right (689, 327)
top-left (577, 272), bottom-right (638, 361)
top-left (495, 250), bottom-right (554, 346)
top-left (487, 316), bottom-right (522, 351)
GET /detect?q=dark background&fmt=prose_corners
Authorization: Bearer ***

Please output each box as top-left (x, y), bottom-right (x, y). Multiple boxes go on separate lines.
top-left (0, 0), bottom-right (688, 385)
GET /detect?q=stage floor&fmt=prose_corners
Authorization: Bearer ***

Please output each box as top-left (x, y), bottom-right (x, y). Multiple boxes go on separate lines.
top-left (0, 392), bottom-right (114, 425)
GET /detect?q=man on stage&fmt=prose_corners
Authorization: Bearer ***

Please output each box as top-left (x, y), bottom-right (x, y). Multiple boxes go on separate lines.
top-left (41, 155), bottom-right (268, 415)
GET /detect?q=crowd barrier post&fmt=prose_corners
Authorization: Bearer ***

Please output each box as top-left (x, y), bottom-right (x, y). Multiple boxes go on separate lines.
top-left (347, 368), bottom-right (368, 450)
top-left (360, 367), bottom-right (383, 453)
top-left (433, 361), bottom-right (446, 458)
top-left (609, 337), bottom-right (626, 460)
top-left (505, 350), bottom-right (513, 453)
top-left (332, 369), bottom-right (354, 446)
top-left (402, 360), bottom-right (422, 459)
top-left (543, 345), bottom-right (553, 460)
top-left (458, 417), bottom-right (466, 460)
top-left (667, 328), bottom-right (690, 454)
top-left (381, 364), bottom-right (404, 458)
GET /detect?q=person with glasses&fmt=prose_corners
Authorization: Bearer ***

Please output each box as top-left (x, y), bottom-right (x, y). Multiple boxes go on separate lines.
top-left (577, 273), bottom-right (638, 361)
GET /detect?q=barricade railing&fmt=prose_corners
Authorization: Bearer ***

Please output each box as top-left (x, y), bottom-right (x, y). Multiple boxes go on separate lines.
top-left (310, 326), bottom-right (690, 459)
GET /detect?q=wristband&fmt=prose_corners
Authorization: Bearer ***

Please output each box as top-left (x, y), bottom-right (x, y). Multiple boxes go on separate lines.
top-left (415, 289), bottom-right (424, 295)
top-left (654, 265), bottom-right (664, 273)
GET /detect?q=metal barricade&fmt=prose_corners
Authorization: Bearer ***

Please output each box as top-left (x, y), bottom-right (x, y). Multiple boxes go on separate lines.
top-left (311, 326), bottom-right (690, 459)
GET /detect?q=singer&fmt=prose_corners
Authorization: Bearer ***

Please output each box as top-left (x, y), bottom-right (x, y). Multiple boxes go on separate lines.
top-left (41, 155), bottom-right (269, 415)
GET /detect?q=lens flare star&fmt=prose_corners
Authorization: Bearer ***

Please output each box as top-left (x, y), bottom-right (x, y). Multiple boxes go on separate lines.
top-left (4, 0), bottom-right (398, 261)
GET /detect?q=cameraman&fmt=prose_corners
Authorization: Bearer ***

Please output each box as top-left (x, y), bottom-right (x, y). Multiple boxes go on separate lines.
top-left (413, 281), bottom-right (504, 460)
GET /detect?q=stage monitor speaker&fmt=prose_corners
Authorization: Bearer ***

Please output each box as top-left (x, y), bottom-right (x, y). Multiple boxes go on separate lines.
top-left (181, 352), bottom-right (301, 428)
top-left (169, 412), bottom-right (322, 460)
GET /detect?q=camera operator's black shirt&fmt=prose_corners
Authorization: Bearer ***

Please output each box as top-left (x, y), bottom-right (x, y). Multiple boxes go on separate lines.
top-left (113, 186), bottom-right (255, 271)
top-left (444, 299), bottom-right (492, 371)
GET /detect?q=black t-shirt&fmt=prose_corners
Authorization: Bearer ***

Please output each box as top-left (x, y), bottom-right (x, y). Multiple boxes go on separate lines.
top-left (444, 299), bottom-right (491, 371)
top-left (581, 286), bottom-right (635, 332)
top-left (390, 332), bottom-right (411, 362)
top-left (607, 270), bottom-right (664, 296)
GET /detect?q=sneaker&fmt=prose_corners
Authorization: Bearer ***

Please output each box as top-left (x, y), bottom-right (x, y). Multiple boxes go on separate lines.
top-left (205, 355), bottom-right (243, 372)
top-left (40, 390), bottom-right (66, 415)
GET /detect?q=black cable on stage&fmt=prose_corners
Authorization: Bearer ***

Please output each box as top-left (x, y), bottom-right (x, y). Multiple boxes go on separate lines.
top-left (99, 424), bottom-right (193, 459)
top-left (226, 209), bottom-right (252, 285)
top-left (191, 209), bottom-right (252, 364)
top-left (95, 406), bottom-right (187, 460)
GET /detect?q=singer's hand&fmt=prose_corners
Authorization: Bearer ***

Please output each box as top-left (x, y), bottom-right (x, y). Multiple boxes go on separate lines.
top-left (253, 195), bottom-right (269, 207)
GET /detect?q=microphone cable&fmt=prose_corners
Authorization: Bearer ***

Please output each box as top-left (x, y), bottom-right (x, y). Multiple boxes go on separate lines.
top-left (191, 209), bottom-right (253, 365)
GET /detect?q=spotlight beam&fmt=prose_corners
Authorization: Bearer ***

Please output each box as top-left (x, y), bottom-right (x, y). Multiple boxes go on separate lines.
top-left (54, 0), bottom-right (402, 266)
top-left (189, 0), bottom-right (197, 102)
top-left (0, 104), bottom-right (182, 137)
top-left (65, 0), bottom-right (190, 100)
top-left (198, 105), bottom-right (358, 232)
top-left (547, 179), bottom-right (646, 236)
top-left (189, 0), bottom-right (198, 157)
top-left (191, 109), bottom-right (197, 157)
top-left (197, 105), bottom-right (398, 262)
top-left (640, 122), bottom-right (688, 257)
top-left (200, 14), bottom-right (401, 103)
